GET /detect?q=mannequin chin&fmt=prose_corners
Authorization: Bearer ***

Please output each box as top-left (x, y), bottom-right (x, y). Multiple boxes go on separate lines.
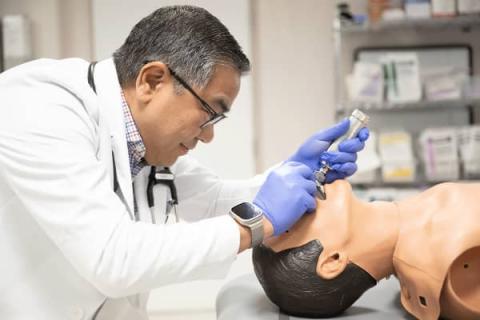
top-left (252, 240), bottom-right (376, 318)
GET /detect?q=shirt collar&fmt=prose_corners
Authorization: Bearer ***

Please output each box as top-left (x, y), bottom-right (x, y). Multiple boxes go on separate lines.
top-left (120, 91), bottom-right (146, 177)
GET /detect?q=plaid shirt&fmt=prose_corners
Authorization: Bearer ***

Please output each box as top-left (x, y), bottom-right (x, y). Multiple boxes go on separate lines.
top-left (121, 91), bottom-right (146, 178)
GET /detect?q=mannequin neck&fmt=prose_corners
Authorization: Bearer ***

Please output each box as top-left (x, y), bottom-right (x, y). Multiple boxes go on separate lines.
top-left (347, 197), bottom-right (400, 280)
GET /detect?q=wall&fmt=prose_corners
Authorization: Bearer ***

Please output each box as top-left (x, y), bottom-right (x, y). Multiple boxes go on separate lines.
top-left (252, 0), bottom-right (338, 171)
top-left (0, 0), bottom-right (92, 62)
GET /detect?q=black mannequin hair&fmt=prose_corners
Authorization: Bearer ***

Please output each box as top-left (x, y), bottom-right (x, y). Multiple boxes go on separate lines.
top-left (252, 240), bottom-right (376, 318)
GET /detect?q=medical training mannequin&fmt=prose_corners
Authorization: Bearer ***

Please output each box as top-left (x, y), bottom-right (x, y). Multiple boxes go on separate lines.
top-left (253, 180), bottom-right (480, 320)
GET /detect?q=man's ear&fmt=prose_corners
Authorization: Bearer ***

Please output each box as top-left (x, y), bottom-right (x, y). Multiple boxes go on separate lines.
top-left (135, 62), bottom-right (169, 103)
top-left (316, 250), bottom-right (348, 280)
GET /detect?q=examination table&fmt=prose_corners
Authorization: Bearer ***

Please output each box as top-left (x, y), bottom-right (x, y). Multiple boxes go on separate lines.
top-left (216, 273), bottom-right (415, 319)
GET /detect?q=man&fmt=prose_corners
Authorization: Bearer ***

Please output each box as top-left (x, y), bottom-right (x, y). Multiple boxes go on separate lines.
top-left (0, 5), bottom-right (367, 319)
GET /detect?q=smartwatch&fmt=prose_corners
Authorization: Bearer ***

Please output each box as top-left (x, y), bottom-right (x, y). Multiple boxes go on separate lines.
top-left (229, 202), bottom-right (264, 247)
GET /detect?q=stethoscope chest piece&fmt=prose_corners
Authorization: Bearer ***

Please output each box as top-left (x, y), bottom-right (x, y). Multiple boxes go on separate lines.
top-left (147, 166), bottom-right (179, 224)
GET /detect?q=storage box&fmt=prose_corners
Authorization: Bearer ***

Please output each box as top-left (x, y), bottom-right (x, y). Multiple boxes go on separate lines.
top-left (379, 131), bottom-right (416, 183)
top-left (458, 0), bottom-right (480, 14)
top-left (382, 161), bottom-right (417, 182)
top-left (405, 0), bottom-right (431, 19)
top-left (419, 127), bottom-right (460, 181)
top-left (431, 0), bottom-right (456, 17)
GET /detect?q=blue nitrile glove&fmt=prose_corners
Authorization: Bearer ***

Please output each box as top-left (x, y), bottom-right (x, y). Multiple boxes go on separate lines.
top-left (287, 119), bottom-right (369, 182)
top-left (253, 161), bottom-right (317, 236)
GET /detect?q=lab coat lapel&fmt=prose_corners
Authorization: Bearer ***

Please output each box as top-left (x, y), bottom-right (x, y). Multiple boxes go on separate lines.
top-left (93, 59), bottom-right (134, 214)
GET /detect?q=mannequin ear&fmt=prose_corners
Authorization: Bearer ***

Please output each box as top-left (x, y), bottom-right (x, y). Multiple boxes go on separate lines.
top-left (135, 62), bottom-right (169, 102)
top-left (316, 251), bottom-right (348, 280)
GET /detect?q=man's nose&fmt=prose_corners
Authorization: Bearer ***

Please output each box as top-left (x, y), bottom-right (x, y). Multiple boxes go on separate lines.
top-left (198, 125), bottom-right (214, 143)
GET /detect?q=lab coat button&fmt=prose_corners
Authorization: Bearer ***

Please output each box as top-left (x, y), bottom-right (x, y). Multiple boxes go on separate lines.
top-left (69, 306), bottom-right (84, 320)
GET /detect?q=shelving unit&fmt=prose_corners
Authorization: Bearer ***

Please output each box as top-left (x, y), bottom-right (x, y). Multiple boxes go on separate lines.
top-left (333, 9), bottom-right (480, 190)
top-left (337, 97), bottom-right (480, 114)
top-left (337, 14), bottom-right (480, 33)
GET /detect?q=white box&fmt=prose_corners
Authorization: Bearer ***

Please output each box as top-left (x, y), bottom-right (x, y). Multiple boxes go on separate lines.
top-left (458, 126), bottom-right (480, 161)
top-left (431, 0), bottom-right (456, 16)
top-left (420, 128), bottom-right (460, 181)
top-left (379, 131), bottom-right (416, 183)
top-left (382, 161), bottom-right (417, 183)
top-left (419, 128), bottom-right (458, 163)
top-left (405, 1), bottom-right (431, 19)
top-left (379, 131), bottom-right (415, 163)
top-left (349, 62), bottom-right (384, 104)
top-left (458, 0), bottom-right (480, 14)
top-left (463, 160), bottom-right (480, 178)
top-left (382, 53), bottom-right (422, 104)
top-left (424, 160), bottom-right (459, 181)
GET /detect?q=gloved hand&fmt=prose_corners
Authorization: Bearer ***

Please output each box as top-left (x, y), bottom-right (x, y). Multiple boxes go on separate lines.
top-left (254, 161), bottom-right (317, 236)
top-left (287, 119), bottom-right (369, 183)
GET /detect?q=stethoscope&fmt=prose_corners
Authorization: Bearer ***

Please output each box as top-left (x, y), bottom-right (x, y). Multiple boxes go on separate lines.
top-left (147, 166), bottom-right (179, 223)
top-left (88, 61), bottom-right (179, 224)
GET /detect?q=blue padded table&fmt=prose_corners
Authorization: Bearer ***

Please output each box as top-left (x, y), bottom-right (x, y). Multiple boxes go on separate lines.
top-left (216, 273), bottom-right (415, 319)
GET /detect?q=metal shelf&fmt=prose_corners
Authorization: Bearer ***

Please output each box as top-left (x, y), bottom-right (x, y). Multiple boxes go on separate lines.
top-left (351, 179), bottom-right (480, 189)
top-left (337, 15), bottom-right (480, 33)
top-left (336, 97), bottom-right (480, 114)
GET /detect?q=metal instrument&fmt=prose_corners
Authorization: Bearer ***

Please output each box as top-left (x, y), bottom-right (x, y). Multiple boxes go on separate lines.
top-left (315, 109), bottom-right (369, 200)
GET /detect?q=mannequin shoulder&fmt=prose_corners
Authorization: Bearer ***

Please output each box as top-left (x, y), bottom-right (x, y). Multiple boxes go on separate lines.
top-left (412, 182), bottom-right (480, 212)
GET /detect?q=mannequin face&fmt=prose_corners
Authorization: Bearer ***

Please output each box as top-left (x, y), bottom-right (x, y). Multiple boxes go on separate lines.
top-left (253, 180), bottom-right (398, 317)
top-left (263, 180), bottom-right (398, 280)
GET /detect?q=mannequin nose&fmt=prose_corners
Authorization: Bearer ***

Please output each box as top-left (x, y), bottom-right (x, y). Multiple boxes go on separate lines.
top-left (198, 125), bottom-right (214, 143)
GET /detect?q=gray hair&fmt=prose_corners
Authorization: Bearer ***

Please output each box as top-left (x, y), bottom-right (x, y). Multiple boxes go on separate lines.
top-left (113, 5), bottom-right (250, 90)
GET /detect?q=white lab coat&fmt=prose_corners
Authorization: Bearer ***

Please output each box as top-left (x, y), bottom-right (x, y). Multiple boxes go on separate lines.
top-left (0, 58), bottom-right (265, 319)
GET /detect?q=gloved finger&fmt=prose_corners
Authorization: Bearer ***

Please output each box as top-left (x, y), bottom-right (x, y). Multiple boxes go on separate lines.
top-left (331, 162), bottom-right (357, 176)
top-left (303, 193), bottom-right (317, 212)
top-left (358, 127), bottom-right (370, 142)
top-left (325, 163), bottom-right (358, 183)
top-left (324, 171), bottom-right (348, 184)
top-left (301, 140), bottom-right (330, 157)
top-left (320, 151), bottom-right (357, 164)
top-left (338, 138), bottom-right (365, 153)
top-left (290, 162), bottom-right (315, 180)
top-left (309, 118), bottom-right (350, 142)
top-left (300, 179), bottom-right (317, 195)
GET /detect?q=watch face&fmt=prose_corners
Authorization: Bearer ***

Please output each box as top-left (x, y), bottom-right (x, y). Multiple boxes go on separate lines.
top-left (232, 202), bottom-right (261, 220)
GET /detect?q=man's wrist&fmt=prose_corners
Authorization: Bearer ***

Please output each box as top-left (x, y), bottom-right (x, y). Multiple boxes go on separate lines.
top-left (230, 202), bottom-right (266, 248)
top-left (262, 217), bottom-right (274, 239)
top-left (236, 217), bottom-right (274, 253)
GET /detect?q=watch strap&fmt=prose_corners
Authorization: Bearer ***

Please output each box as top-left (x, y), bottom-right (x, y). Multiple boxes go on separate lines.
top-left (250, 218), bottom-right (264, 247)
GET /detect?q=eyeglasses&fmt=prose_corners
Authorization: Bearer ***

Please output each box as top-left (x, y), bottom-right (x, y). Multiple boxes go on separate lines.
top-left (167, 66), bottom-right (227, 129)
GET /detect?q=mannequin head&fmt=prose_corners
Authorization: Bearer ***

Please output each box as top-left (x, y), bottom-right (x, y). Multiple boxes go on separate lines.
top-left (253, 240), bottom-right (376, 317)
top-left (252, 180), bottom-right (399, 317)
